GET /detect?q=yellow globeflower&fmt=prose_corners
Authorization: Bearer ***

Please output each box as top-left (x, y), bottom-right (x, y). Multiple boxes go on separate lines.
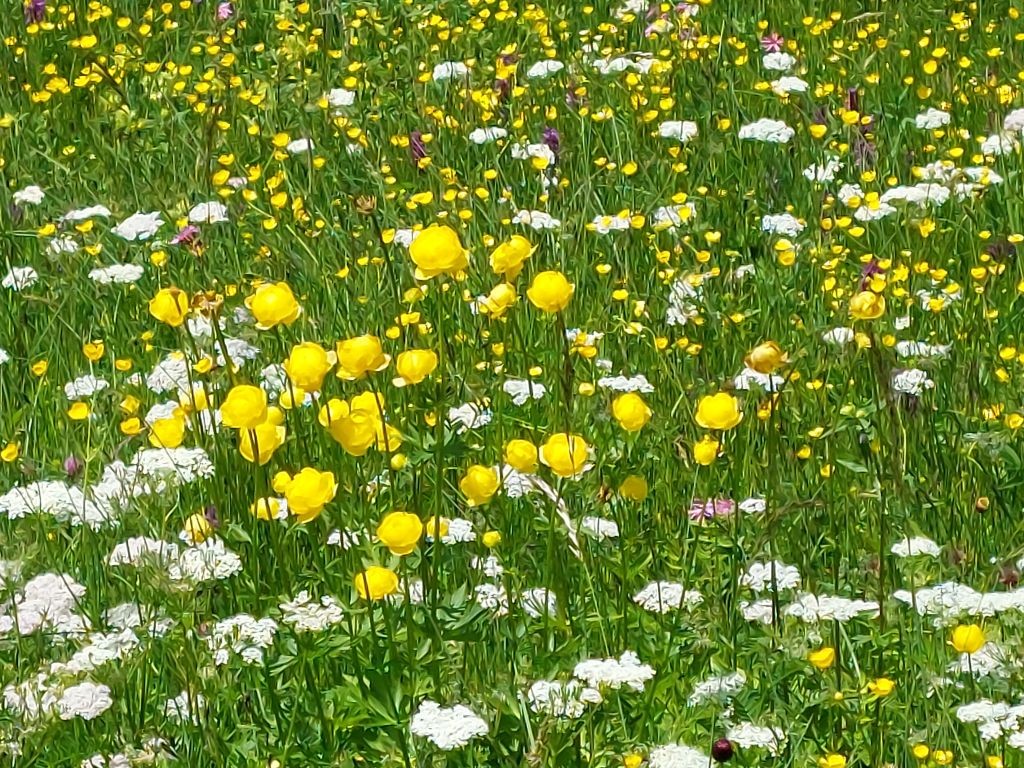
top-left (744, 340), bottom-right (787, 374)
top-left (219, 384), bottom-right (268, 430)
top-left (354, 566), bottom-right (400, 600)
top-left (807, 646), bottom-right (836, 670)
top-left (283, 467), bottom-right (337, 523)
top-left (618, 475), bottom-right (648, 501)
top-left (527, 270), bottom-right (574, 313)
top-left (459, 465), bottom-right (500, 506)
top-left (245, 281), bottom-right (301, 330)
top-left (489, 235), bottom-right (534, 280)
top-left (283, 342), bottom-right (333, 392)
top-left (376, 512), bottom-right (424, 555)
top-left (695, 392), bottom-right (742, 431)
top-left (148, 415), bottom-right (186, 448)
top-left (692, 435), bottom-right (720, 466)
top-left (318, 398), bottom-right (378, 456)
top-left (950, 624), bottom-right (986, 654)
top-left (849, 290), bottom-right (885, 320)
top-left (478, 282), bottom-right (519, 318)
top-left (183, 512), bottom-right (213, 544)
top-left (408, 224), bottom-right (469, 279)
top-left (504, 439), bottom-right (539, 473)
top-left (239, 419), bottom-right (287, 465)
top-left (335, 335), bottom-right (390, 380)
top-left (539, 433), bottom-right (589, 478)
top-left (393, 349), bottom-right (438, 387)
top-left (148, 287), bottom-right (190, 327)
top-left (611, 393), bottom-right (652, 432)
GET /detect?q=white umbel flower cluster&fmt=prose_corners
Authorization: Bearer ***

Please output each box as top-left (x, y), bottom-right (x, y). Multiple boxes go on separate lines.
top-left (410, 700), bottom-right (489, 750)
top-left (572, 651), bottom-right (655, 692)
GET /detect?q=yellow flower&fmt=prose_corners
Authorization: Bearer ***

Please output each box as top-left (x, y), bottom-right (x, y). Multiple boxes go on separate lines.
top-left (527, 270), bottom-right (574, 313)
top-left (744, 341), bottom-right (787, 374)
top-left (283, 342), bottom-right (333, 392)
top-left (950, 623), bottom-right (986, 654)
top-left (335, 335), bottom-right (391, 380)
top-left (482, 530), bottom-right (502, 548)
top-left (818, 754), bottom-right (846, 768)
top-left (120, 417), bottom-right (142, 436)
top-left (504, 439), bottom-right (539, 473)
top-left (849, 290), bottom-right (885, 320)
top-left (82, 340), bottom-right (105, 362)
top-left (283, 467), bottom-right (337, 523)
top-left (425, 516), bottom-right (450, 539)
top-left (478, 282), bottom-right (519, 318)
top-left (0, 443), bottom-right (18, 463)
top-left (912, 744), bottom-right (930, 761)
top-left (219, 385), bottom-right (269, 430)
top-left (67, 402), bottom-right (91, 421)
top-left (245, 282), bottom-right (301, 330)
top-left (31, 360), bottom-right (49, 377)
top-left (867, 677), bottom-right (895, 697)
top-left (354, 565), bottom-right (399, 600)
top-left (695, 392), bottom-right (742, 430)
top-left (250, 497), bottom-right (282, 521)
top-left (148, 415), bottom-right (186, 448)
top-left (624, 755), bottom-right (644, 768)
top-left (611, 393), bottom-right (652, 432)
top-left (619, 475), bottom-right (648, 501)
top-left (239, 418), bottom-right (287, 465)
top-left (459, 465), bottom-right (500, 506)
top-left (933, 750), bottom-right (954, 766)
top-left (319, 398), bottom-right (379, 456)
top-left (808, 646), bottom-right (836, 670)
top-left (539, 433), bottom-right (589, 478)
top-left (489, 235), bottom-right (534, 280)
top-left (692, 435), bottom-right (720, 466)
top-left (393, 349), bottom-right (438, 386)
top-left (148, 287), bottom-right (190, 327)
top-left (408, 224), bottom-right (469, 279)
top-left (376, 511), bottom-right (424, 555)
top-left (183, 512), bottom-right (213, 544)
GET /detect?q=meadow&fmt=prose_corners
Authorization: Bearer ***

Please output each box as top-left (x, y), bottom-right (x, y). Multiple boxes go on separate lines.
top-left (2, 0), bottom-right (1024, 765)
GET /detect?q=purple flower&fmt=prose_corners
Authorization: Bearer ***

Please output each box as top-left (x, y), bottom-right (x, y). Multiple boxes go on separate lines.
top-left (204, 504), bottom-right (220, 529)
top-left (409, 130), bottom-right (427, 167)
top-left (24, 0), bottom-right (45, 24)
top-left (688, 498), bottom-right (736, 522)
top-left (216, 1), bottom-right (232, 20)
top-left (860, 258), bottom-right (883, 290)
top-left (542, 126), bottom-right (560, 158)
top-left (63, 455), bottom-right (83, 478)
top-left (760, 32), bottom-right (784, 53)
top-left (170, 225), bottom-right (200, 246)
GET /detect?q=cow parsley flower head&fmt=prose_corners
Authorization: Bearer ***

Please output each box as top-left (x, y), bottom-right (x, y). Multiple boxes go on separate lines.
top-left (410, 700), bottom-right (488, 750)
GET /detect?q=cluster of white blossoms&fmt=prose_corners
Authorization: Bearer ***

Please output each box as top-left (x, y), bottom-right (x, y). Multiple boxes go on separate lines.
top-left (573, 651), bottom-right (655, 692)
top-left (633, 582), bottom-right (704, 614)
top-left (409, 700), bottom-right (489, 750)
top-left (526, 679), bottom-right (603, 719)
top-left (279, 591), bottom-right (345, 633)
top-left (206, 615), bottom-right (279, 666)
top-left (740, 561), bottom-right (801, 592)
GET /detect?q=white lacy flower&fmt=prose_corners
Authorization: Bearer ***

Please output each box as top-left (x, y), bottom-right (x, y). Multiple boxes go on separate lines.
top-left (895, 341), bottom-right (949, 358)
top-left (981, 132), bottom-right (1018, 155)
top-left (13, 186), bottom-right (44, 205)
top-left (62, 204), bottom-right (111, 222)
top-left (771, 76), bottom-right (807, 94)
top-left (3, 267), bottom-right (38, 290)
top-left (727, 723), bottom-right (786, 754)
top-left (733, 367), bottom-right (784, 392)
top-left (51, 629), bottom-right (140, 676)
top-left (326, 88), bottom-right (355, 108)
top-left (658, 120), bottom-right (699, 142)
top-left (64, 375), bottom-right (109, 400)
top-left (0, 572), bottom-right (88, 637)
top-left (279, 591), bottom-right (344, 632)
top-left (527, 680), bottom-right (602, 718)
top-left (468, 127), bottom-right (508, 144)
top-left (188, 201), bottom-right (228, 224)
top-left (854, 201), bottom-right (897, 221)
top-left (649, 744), bottom-right (710, 768)
top-left (739, 496), bottom-right (767, 513)
top-left (164, 690), bottom-right (205, 724)
top-left (474, 583), bottom-right (509, 615)
top-left (892, 368), bottom-right (933, 397)
top-left (503, 379), bottom-right (546, 405)
top-left (521, 588), bottom-right (557, 618)
top-left (822, 327), bottom-right (855, 345)
top-left (803, 157), bottom-right (842, 183)
top-left (880, 183), bottom-right (949, 207)
top-left (784, 593), bottom-right (880, 623)
top-left (0, 481), bottom-right (114, 529)
top-left (573, 651), bottom-right (655, 691)
top-left (113, 211), bottom-right (164, 241)
top-left (410, 700), bottom-right (488, 750)
top-left (890, 536), bottom-right (941, 558)
top-left (915, 108), bottom-right (951, 129)
top-left (447, 403), bottom-right (492, 433)
top-left (286, 138), bottom-right (313, 155)
top-left (442, 518), bottom-right (476, 544)
top-left (651, 203), bottom-right (696, 230)
top-left (597, 374), bottom-right (654, 393)
top-left (511, 142), bottom-right (556, 167)
top-left (527, 60), bottom-right (564, 78)
top-left (108, 537), bottom-right (180, 566)
top-left (167, 539), bottom-right (242, 585)
top-left (740, 561), bottom-right (801, 592)
top-left (738, 119), bottom-right (794, 143)
top-left (761, 212), bottom-right (804, 237)
top-left (590, 212), bottom-right (632, 234)
top-left (762, 52), bottom-right (796, 71)
top-left (580, 516), bottom-right (619, 540)
top-left (512, 210), bottom-right (562, 229)
top-left (50, 236), bottom-right (78, 255)
top-left (58, 682), bottom-right (113, 720)
top-left (1004, 108), bottom-right (1024, 133)
top-left (432, 61), bottom-right (469, 81)
top-left (206, 614), bottom-right (278, 665)
top-left (146, 352), bottom-right (191, 394)
top-left (688, 670), bottom-right (747, 705)
top-left (666, 277), bottom-right (702, 326)
top-left (89, 264), bottom-right (144, 285)
top-left (633, 582), bottom-right (703, 613)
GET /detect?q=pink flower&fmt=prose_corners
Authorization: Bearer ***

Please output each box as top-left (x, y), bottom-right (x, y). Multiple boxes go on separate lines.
top-left (760, 33), bottom-right (784, 53)
top-left (216, 1), bottom-right (232, 20)
top-left (688, 498), bottom-right (736, 522)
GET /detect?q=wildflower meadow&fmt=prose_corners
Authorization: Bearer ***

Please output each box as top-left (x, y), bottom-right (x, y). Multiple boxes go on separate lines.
top-left (4, 0), bottom-right (1024, 765)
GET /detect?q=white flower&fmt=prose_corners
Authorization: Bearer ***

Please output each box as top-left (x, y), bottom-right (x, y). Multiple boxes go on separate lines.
top-left (447, 403), bottom-right (492, 433)
top-left (580, 516), bottom-right (619, 540)
top-left (739, 496), bottom-right (767, 513)
top-left (62, 204), bottom-right (112, 222)
top-left (511, 142), bottom-right (556, 167)
top-left (108, 536), bottom-right (180, 566)
top-left (112, 211), bottom-right (164, 241)
top-left (216, 336), bottom-right (261, 368)
top-left (589, 212), bottom-right (632, 234)
top-left (915, 108), bottom-right (951, 129)
top-left (49, 236), bottom-right (78, 255)
top-left (188, 201), bottom-right (229, 224)
top-left (890, 536), bottom-right (941, 558)
top-left (0, 572), bottom-right (88, 637)
top-left (895, 341), bottom-right (949, 358)
top-left (442, 518), bottom-right (476, 544)
top-left (327, 528), bottom-right (363, 549)
top-left (597, 374), bottom-right (654, 393)
top-left (326, 88), bottom-right (355, 108)
top-left (468, 127), bottom-right (508, 144)
top-left (1004, 108), bottom-right (1024, 133)
top-left (649, 744), bottom-right (710, 768)
top-left (474, 583), bottom-right (509, 615)
top-left (527, 680), bottom-right (602, 718)
top-left (286, 138), bottom-right (313, 155)
top-left (727, 723), bottom-right (786, 754)
top-left (51, 629), bottom-right (140, 676)
top-left (688, 670), bottom-right (747, 705)
top-left (733, 367), bottom-right (784, 392)
top-left (666, 277), bottom-right (703, 326)
top-left (633, 582), bottom-right (703, 614)
top-left (948, 644), bottom-right (1012, 679)
top-left (89, 263), bottom-right (144, 285)
top-left (432, 61), bottom-right (469, 81)
top-left (651, 203), bottom-right (696, 230)
top-left (892, 368), bottom-right (934, 397)
top-left (58, 682), bottom-right (113, 721)
top-left (3, 267), bottom-right (38, 290)
top-left (527, 60), bottom-right (564, 78)
top-left (740, 561), bottom-right (801, 592)
top-left (822, 327), bottom-right (855, 345)
top-left (503, 378), bottom-right (546, 405)
top-left (206, 614), bottom-right (278, 665)
top-left (658, 120), bottom-right (699, 142)
top-left (981, 132), bottom-right (1018, 155)
top-left (512, 210), bottom-right (562, 229)
top-left (167, 539), bottom-right (242, 585)
top-left (771, 76), bottom-right (808, 94)
top-left (784, 593), bottom-right (880, 623)
top-left (64, 375), bottom-right (109, 399)
top-left (738, 118), bottom-right (794, 143)
top-left (279, 591), bottom-right (344, 632)
top-left (13, 186), bottom-right (44, 206)
top-left (410, 700), bottom-right (488, 750)
top-left (573, 651), bottom-right (655, 692)
top-left (740, 599), bottom-right (775, 624)
top-left (164, 690), bottom-right (205, 724)
top-left (762, 52), bottom-right (796, 70)
top-left (761, 212), bottom-right (804, 237)
top-left (0, 481), bottom-right (114, 529)
top-left (838, 183), bottom-right (863, 204)
top-left (854, 201), bottom-right (897, 221)
top-left (803, 157), bottom-right (843, 182)
top-left (521, 588), bottom-right (557, 618)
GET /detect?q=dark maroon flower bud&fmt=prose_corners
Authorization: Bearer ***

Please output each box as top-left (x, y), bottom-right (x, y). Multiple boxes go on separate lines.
top-left (846, 87), bottom-right (859, 113)
top-left (542, 126), bottom-right (560, 158)
top-left (711, 739), bottom-right (734, 763)
top-left (204, 504), bottom-right (220, 529)
top-left (24, 0), bottom-right (46, 24)
top-left (63, 455), bottom-right (83, 478)
top-left (999, 565), bottom-right (1020, 588)
top-left (409, 130), bottom-right (427, 168)
top-left (494, 78), bottom-right (511, 103)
